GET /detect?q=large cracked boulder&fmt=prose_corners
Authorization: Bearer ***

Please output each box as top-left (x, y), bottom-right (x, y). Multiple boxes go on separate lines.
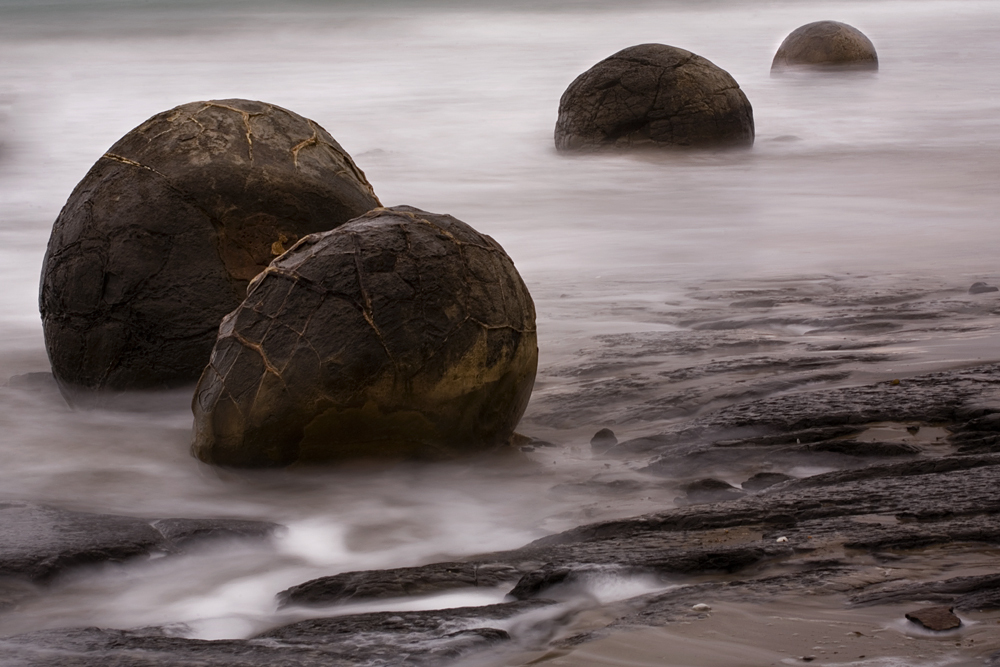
top-left (39, 99), bottom-right (381, 392)
top-left (554, 44), bottom-right (754, 151)
top-left (771, 21), bottom-right (878, 72)
top-left (191, 205), bottom-right (538, 467)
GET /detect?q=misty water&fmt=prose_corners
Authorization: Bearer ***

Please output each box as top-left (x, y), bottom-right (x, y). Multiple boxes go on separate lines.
top-left (1, 0), bottom-right (999, 662)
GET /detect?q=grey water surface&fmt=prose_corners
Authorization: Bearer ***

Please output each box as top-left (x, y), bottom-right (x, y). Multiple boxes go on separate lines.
top-left (0, 0), bottom-right (999, 661)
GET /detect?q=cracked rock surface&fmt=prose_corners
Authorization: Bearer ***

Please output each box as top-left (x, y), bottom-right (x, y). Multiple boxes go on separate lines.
top-left (192, 205), bottom-right (538, 467)
top-left (40, 99), bottom-right (381, 392)
top-left (554, 43), bottom-right (754, 151)
top-left (771, 21), bottom-right (878, 72)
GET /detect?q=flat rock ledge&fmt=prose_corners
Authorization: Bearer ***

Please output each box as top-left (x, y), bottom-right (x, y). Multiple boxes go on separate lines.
top-left (7, 364), bottom-right (1000, 665)
top-left (0, 502), bottom-right (278, 609)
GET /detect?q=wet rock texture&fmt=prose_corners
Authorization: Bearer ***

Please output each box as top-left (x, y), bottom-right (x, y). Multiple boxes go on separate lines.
top-left (1, 601), bottom-right (547, 667)
top-left (554, 44), bottom-right (754, 151)
top-left (771, 21), bottom-right (878, 72)
top-left (192, 205), bottom-right (538, 467)
top-left (40, 99), bottom-right (381, 392)
top-left (0, 502), bottom-right (277, 609)
top-left (277, 562), bottom-right (521, 608)
top-left (8, 364), bottom-right (1000, 664)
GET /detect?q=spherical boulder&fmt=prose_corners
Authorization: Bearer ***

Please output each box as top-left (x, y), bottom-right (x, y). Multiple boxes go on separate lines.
top-left (554, 43), bottom-right (754, 151)
top-left (191, 205), bottom-right (538, 467)
top-left (40, 99), bottom-right (381, 392)
top-left (771, 21), bottom-right (878, 72)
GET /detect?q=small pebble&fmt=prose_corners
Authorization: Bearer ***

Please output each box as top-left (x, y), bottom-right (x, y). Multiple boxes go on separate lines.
top-left (776, 536), bottom-right (789, 543)
top-left (691, 603), bottom-right (711, 612)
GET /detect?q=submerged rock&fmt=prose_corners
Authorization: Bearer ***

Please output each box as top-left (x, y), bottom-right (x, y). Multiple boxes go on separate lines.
top-left (40, 99), bottom-right (380, 392)
top-left (192, 205), bottom-right (538, 467)
top-left (771, 21), bottom-right (878, 72)
top-left (969, 281), bottom-right (999, 295)
top-left (555, 44), bottom-right (754, 151)
top-left (590, 428), bottom-right (618, 450)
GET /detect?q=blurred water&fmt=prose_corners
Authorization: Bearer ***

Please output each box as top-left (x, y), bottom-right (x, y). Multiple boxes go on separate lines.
top-left (0, 0), bottom-right (999, 655)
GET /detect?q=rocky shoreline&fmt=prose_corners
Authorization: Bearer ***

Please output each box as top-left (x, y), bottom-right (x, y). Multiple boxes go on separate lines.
top-left (3, 363), bottom-right (1000, 665)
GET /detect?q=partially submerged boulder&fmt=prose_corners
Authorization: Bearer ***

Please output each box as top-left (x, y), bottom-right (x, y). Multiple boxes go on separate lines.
top-left (191, 206), bottom-right (537, 467)
top-left (555, 43), bottom-right (754, 151)
top-left (771, 21), bottom-right (878, 72)
top-left (40, 99), bottom-right (381, 392)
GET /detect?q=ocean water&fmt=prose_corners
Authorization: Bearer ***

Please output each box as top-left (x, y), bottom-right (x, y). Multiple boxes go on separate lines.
top-left (0, 0), bottom-right (999, 661)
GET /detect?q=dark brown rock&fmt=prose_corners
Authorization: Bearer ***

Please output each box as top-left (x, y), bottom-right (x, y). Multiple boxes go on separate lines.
top-left (771, 21), bottom-right (878, 72)
top-left (905, 606), bottom-right (962, 631)
top-left (192, 205), bottom-right (538, 467)
top-left (40, 99), bottom-right (381, 392)
top-left (554, 44), bottom-right (754, 151)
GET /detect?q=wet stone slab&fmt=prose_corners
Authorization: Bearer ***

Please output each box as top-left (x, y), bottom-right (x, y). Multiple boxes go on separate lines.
top-left (0, 502), bottom-right (278, 607)
top-left (0, 600), bottom-right (550, 667)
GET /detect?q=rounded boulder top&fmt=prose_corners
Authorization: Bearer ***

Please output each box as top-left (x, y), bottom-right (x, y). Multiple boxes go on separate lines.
top-left (771, 21), bottom-right (878, 72)
top-left (191, 205), bottom-right (538, 468)
top-left (555, 43), bottom-right (754, 151)
top-left (39, 99), bottom-right (381, 392)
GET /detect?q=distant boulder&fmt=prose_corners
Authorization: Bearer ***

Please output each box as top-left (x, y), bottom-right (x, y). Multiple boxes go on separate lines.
top-left (40, 99), bottom-right (380, 392)
top-left (969, 282), bottom-right (999, 295)
top-left (771, 21), bottom-right (878, 72)
top-left (555, 43), bottom-right (754, 151)
top-left (192, 206), bottom-right (538, 467)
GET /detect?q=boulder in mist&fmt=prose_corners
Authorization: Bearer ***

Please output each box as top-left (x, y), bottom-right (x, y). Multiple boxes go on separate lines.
top-left (771, 21), bottom-right (878, 72)
top-left (191, 206), bottom-right (538, 467)
top-left (39, 99), bottom-right (381, 392)
top-left (554, 43), bottom-right (755, 151)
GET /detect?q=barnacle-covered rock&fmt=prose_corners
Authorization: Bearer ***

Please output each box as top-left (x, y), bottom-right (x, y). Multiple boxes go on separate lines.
top-left (191, 206), bottom-right (537, 467)
top-left (554, 43), bottom-right (754, 151)
top-left (40, 99), bottom-right (381, 392)
top-left (771, 21), bottom-right (878, 72)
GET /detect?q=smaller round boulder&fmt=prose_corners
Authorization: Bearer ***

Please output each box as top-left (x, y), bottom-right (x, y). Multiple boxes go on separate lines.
top-left (555, 43), bottom-right (754, 151)
top-left (771, 21), bottom-right (878, 72)
top-left (192, 206), bottom-right (538, 467)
